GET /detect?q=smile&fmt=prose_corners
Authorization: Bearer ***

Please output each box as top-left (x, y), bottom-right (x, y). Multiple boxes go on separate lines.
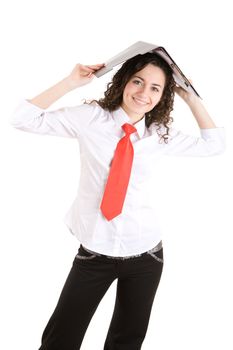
top-left (133, 97), bottom-right (148, 106)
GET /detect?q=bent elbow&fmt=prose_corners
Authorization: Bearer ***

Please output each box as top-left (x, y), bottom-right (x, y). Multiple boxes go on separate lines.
top-left (208, 141), bottom-right (226, 156)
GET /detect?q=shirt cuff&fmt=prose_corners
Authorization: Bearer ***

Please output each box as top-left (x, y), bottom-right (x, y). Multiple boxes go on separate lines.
top-left (200, 127), bottom-right (226, 153)
top-left (200, 126), bottom-right (225, 140)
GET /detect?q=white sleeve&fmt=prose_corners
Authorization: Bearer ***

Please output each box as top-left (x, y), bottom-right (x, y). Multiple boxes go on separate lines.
top-left (162, 126), bottom-right (226, 157)
top-left (10, 99), bottom-right (98, 138)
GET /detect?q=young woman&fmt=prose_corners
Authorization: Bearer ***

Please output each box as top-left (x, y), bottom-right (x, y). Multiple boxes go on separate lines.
top-left (11, 52), bottom-right (225, 350)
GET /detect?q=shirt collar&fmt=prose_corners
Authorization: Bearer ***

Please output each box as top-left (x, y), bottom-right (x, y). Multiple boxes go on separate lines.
top-left (112, 106), bottom-right (146, 139)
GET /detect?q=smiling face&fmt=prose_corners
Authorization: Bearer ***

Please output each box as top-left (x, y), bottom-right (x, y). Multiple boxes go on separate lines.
top-left (121, 63), bottom-right (166, 121)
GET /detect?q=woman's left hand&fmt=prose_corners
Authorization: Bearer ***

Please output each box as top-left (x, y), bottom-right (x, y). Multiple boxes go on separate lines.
top-left (174, 79), bottom-right (198, 104)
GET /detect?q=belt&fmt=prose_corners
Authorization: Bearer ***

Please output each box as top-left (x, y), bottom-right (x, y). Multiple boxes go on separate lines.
top-left (81, 240), bottom-right (163, 260)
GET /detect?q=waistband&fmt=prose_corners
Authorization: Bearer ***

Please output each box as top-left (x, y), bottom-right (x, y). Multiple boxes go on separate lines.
top-left (81, 240), bottom-right (163, 260)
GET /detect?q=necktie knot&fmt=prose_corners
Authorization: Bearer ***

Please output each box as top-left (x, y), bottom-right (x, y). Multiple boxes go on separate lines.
top-left (122, 123), bottom-right (137, 135)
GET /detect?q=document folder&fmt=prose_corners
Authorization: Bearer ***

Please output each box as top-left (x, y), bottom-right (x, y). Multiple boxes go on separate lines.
top-left (94, 41), bottom-right (200, 98)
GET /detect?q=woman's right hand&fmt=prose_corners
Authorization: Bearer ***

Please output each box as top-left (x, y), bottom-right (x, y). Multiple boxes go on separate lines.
top-left (67, 63), bottom-right (105, 89)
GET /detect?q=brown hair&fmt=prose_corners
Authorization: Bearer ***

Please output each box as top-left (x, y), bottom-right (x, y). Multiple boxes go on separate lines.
top-left (85, 52), bottom-right (176, 143)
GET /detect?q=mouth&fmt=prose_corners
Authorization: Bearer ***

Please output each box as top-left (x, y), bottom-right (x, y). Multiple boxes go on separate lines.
top-left (133, 97), bottom-right (149, 106)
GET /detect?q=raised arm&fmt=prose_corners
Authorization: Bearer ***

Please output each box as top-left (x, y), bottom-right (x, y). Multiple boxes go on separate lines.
top-left (28, 63), bottom-right (105, 109)
top-left (174, 81), bottom-right (217, 129)
top-left (161, 81), bottom-right (226, 157)
top-left (10, 63), bottom-right (105, 138)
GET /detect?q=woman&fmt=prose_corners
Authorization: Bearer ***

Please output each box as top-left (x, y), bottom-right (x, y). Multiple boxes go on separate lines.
top-left (11, 52), bottom-right (225, 349)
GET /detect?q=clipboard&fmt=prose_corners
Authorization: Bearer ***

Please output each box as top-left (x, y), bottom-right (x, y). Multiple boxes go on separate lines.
top-left (94, 41), bottom-right (201, 98)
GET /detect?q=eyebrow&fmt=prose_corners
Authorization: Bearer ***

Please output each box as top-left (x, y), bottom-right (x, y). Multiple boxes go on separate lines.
top-left (133, 75), bottom-right (162, 88)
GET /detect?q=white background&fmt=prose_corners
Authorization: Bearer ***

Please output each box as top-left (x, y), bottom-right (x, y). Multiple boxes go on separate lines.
top-left (1, 0), bottom-right (233, 349)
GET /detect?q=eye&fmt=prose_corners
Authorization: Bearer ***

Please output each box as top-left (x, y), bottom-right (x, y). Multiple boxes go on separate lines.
top-left (132, 79), bottom-right (142, 85)
top-left (152, 86), bottom-right (160, 92)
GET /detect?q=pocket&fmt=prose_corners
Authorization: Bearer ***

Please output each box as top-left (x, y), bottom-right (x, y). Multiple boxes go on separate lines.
top-left (75, 244), bottom-right (98, 260)
top-left (147, 248), bottom-right (164, 263)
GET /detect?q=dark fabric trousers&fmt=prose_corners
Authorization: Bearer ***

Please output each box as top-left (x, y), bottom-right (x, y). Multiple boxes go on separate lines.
top-left (38, 243), bottom-right (164, 350)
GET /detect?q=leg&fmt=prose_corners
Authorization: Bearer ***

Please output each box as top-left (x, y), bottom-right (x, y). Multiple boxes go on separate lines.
top-left (104, 249), bottom-right (164, 350)
top-left (39, 246), bottom-right (116, 350)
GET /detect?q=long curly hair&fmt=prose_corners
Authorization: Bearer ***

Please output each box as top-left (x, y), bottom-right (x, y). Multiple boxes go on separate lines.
top-left (85, 52), bottom-right (176, 143)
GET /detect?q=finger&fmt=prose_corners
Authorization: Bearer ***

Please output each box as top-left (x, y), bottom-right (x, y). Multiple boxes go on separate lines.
top-left (86, 64), bottom-right (105, 69)
top-left (87, 63), bottom-right (105, 66)
top-left (81, 66), bottom-right (96, 74)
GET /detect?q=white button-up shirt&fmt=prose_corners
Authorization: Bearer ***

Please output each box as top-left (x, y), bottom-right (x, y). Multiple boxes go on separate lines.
top-left (10, 99), bottom-right (226, 256)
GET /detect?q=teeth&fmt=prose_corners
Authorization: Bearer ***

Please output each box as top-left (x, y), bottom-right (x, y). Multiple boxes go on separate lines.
top-left (133, 98), bottom-right (148, 105)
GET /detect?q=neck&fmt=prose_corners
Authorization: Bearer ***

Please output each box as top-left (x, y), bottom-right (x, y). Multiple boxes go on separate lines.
top-left (130, 115), bottom-right (144, 125)
top-left (120, 104), bottom-right (144, 124)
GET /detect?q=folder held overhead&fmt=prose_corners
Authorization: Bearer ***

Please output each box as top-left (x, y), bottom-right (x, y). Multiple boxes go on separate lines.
top-left (94, 41), bottom-right (200, 98)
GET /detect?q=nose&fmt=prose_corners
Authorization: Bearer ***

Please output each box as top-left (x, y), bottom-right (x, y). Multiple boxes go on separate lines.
top-left (140, 83), bottom-right (151, 94)
top-left (137, 85), bottom-right (150, 98)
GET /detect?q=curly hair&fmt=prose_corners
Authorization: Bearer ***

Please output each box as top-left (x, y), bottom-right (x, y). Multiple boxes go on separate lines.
top-left (85, 52), bottom-right (176, 143)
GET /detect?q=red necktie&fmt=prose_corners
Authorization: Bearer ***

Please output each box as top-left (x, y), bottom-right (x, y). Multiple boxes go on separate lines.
top-left (100, 123), bottom-right (137, 221)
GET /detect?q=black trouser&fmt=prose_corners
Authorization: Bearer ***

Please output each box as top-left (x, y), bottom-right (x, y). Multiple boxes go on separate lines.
top-left (38, 242), bottom-right (164, 350)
